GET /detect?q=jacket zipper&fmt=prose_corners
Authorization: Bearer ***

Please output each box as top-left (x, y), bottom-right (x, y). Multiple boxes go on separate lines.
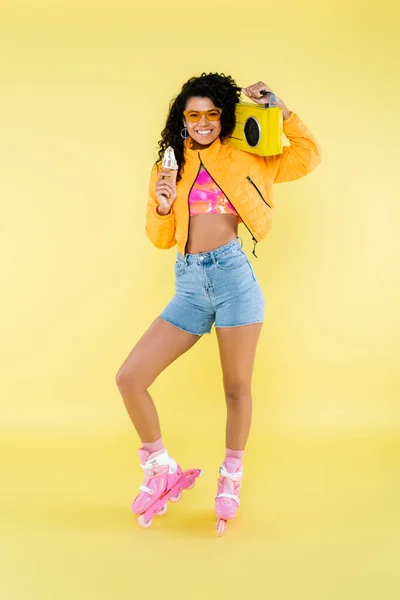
top-left (199, 155), bottom-right (259, 258)
top-left (247, 175), bottom-right (272, 209)
top-left (183, 160), bottom-right (202, 256)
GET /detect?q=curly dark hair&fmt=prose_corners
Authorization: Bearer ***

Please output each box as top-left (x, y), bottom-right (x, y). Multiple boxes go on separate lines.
top-left (154, 72), bottom-right (241, 183)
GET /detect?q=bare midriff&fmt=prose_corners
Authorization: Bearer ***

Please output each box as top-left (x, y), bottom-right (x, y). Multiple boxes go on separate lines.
top-left (185, 214), bottom-right (239, 254)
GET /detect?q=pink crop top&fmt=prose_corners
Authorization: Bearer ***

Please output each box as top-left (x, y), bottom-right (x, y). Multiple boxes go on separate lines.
top-left (188, 166), bottom-right (238, 217)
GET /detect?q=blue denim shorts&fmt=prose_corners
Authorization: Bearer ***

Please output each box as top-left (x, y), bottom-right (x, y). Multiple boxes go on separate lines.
top-left (159, 237), bottom-right (265, 336)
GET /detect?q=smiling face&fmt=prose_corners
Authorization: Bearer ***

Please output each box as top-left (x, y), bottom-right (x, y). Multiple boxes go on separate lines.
top-left (183, 96), bottom-right (222, 150)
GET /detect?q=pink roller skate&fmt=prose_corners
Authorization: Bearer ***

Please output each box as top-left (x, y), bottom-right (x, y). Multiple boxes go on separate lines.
top-left (215, 457), bottom-right (243, 536)
top-left (131, 447), bottom-right (202, 528)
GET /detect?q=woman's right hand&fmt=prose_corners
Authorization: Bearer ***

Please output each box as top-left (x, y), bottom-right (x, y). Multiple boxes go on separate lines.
top-left (155, 168), bottom-right (177, 215)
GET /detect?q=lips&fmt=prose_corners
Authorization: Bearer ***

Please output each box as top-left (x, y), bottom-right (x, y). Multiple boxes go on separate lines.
top-left (196, 130), bottom-right (212, 135)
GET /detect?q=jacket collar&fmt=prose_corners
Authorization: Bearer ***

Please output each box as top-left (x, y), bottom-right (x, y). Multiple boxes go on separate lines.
top-left (183, 134), bottom-right (222, 162)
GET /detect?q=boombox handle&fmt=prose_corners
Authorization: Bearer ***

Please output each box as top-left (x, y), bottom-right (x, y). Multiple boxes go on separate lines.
top-left (235, 86), bottom-right (278, 108)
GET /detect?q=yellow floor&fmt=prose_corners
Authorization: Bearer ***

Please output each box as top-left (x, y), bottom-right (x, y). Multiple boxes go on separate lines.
top-left (1, 431), bottom-right (399, 600)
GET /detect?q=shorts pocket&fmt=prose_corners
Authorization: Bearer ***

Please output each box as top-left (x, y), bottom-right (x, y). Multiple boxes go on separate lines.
top-left (216, 250), bottom-right (249, 271)
top-left (174, 260), bottom-right (186, 277)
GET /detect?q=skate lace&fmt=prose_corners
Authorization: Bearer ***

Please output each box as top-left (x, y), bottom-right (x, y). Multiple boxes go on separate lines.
top-left (216, 464), bottom-right (243, 506)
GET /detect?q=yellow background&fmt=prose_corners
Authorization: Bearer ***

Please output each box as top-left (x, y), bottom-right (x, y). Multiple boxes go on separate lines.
top-left (1, 1), bottom-right (399, 598)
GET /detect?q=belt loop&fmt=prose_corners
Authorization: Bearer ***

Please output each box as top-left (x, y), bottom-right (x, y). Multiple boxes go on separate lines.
top-left (238, 235), bottom-right (243, 248)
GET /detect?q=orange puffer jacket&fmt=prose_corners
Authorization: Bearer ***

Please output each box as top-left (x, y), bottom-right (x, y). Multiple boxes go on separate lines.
top-left (145, 111), bottom-right (321, 258)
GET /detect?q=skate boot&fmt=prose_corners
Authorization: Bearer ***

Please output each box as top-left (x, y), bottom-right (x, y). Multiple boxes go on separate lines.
top-left (131, 447), bottom-right (202, 528)
top-left (215, 457), bottom-right (243, 536)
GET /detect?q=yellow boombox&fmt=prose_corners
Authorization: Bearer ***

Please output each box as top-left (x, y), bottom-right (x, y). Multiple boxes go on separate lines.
top-left (227, 96), bottom-right (283, 156)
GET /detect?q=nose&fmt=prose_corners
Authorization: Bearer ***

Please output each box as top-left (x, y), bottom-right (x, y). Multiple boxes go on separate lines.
top-left (198, 114), bottom-right (210, 126)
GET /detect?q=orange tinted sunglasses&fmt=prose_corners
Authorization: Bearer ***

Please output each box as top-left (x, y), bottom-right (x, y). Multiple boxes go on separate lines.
top-left (183, 108), bottom-right (223, 123)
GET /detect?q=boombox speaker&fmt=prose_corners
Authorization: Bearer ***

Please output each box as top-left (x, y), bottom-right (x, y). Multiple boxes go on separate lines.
top-left (227, 99), bottom-right (283, 156)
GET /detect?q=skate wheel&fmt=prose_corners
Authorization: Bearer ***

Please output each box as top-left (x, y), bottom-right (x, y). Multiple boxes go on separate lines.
top-left (158, 504), bottom-right (168, 516)
top-left (217, 518), bottom-right (227, 537)
top-left (186, 479), bottom-right (196, 490)
top-left (138, 514), bottom-right (153, 529)
top-left (169, 491), bottom-right (182, 503)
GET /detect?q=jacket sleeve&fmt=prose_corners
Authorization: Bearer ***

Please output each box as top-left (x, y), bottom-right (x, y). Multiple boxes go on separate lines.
top-left (145, 163), bottom-right (177, 250)
top-left (264, 112), bottom-right (322, 183)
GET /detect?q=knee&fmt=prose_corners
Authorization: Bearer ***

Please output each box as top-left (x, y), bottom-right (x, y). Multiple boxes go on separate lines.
top-left (115, 364), bottom-right (154, 391)
top-left (115, 366), bottom-right (128, 389)
top-left (115, 365), bottom-right (138, 390)
top-left (224, 386), bottom-right (252, 407)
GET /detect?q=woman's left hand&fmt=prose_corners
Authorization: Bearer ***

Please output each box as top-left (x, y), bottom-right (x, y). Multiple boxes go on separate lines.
top-left (241, 81), bottom-right (292, 120)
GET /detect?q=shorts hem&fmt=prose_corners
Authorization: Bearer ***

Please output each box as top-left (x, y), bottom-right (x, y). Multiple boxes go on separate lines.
top-left (159, 315), bottom-right (204, 336)
top-left (215, 320), bottom-right (264, 329)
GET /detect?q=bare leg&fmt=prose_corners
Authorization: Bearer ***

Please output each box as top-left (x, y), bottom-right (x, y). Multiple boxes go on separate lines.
top-left (216, 323), bottom-right (263, 450)
top-left (116, 317), bottom-right (201, 442)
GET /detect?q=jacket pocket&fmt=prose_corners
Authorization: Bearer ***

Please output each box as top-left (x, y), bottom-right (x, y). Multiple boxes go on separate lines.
top-left (247, 176), bottom-right (272, 209)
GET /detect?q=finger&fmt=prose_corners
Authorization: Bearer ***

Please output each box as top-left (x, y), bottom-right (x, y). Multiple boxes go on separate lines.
top-left (157, 185), bottom-right (174, 196)
top-left (257, 83), bottom-right (273, 96)
top-left (253, 85), bottom-right (263, 96)
top-left (156, 186), bottom-right (173, 196)
top-left (158, 191), bottom-right (170, 200)
top-left (156, 188), bottom-right (170, 198)
top-left (156, 179), bottom-right (173, 187)
top-left (160, 168), bottom-right (174, 177)
top-left (157, 180), bottom-right (174, 190)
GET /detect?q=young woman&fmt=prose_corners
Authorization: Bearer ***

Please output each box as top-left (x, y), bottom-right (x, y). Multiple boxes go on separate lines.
top-left (116, 72), bottom-right (321, 534)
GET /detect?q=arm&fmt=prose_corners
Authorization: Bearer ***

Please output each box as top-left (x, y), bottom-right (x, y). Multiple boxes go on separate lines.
top-left (264, 111), bottom-right (322, 183)
top-left (145, 163), bottom-right (177, 250)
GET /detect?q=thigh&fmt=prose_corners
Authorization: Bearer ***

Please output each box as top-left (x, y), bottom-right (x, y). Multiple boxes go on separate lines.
top-left (213, 250), bottom-right (265, 328)
top-left (161, 257), bottom-right (215, 336)
top-left (216, 323), bottom-right (263, 393)
top-left (116, 317), bottom-right (201, 389)
top-left (160, 295), bottom-right (214, 336)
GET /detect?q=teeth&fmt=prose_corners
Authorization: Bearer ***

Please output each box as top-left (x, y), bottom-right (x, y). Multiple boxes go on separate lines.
top-left (197, 130), bottom-right (211, 135)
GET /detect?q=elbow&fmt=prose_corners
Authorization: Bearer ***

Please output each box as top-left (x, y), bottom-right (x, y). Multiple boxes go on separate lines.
top-left (298, 138), bottom-right (322, 177)
top-left (303, 140), bottom-right (322, 176)
top-left (145, 227), bottom-right (164, 250)
top-left (314, 140), bottom-right (322, 165)
top-left (309, 142), bottom-right (322, 173)
top-left (145, 225), bottom-right (175, 250)
top-left (153, 239), bottom-right (174, 250)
